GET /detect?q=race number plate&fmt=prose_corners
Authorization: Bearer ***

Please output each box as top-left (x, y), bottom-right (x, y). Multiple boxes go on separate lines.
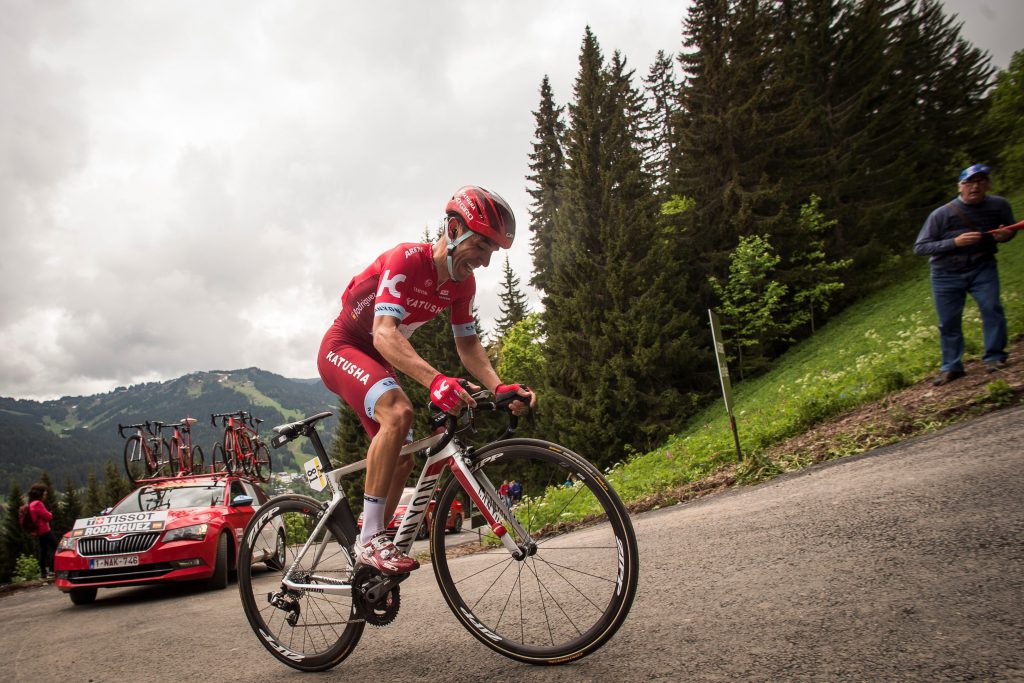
top-left (303, 456), bottom-right (327, 492)
top-left (89, 555), bottom-right (140, 569)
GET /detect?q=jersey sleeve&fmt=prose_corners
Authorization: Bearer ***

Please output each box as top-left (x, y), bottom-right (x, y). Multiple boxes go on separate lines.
top-left (372, 246), bottom-right (420, 322)
top-left (450, 278), bottom-right (477, 337)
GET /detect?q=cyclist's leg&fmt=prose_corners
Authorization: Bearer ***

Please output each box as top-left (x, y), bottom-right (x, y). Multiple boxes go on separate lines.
top-left (369, 391), bottom-right (415, 529)
top-left (318, 340), bottom-right (407, 537)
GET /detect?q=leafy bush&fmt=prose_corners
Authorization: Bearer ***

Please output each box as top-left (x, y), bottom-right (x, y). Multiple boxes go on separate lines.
top-left (12, 554), bottom-right (40, 583)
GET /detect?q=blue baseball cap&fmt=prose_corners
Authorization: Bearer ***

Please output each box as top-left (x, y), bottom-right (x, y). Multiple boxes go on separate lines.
top-left (959, 164), bottom-right (991, 182)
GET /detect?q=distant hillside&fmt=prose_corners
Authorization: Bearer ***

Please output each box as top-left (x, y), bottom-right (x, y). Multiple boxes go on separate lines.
top-left (0, 368), bottom-right (339, 493)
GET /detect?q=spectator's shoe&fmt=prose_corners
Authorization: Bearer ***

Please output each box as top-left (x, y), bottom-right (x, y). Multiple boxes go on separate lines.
top-left (353, 534), bottom-right (419, 575)
top-left (933, 369), bottom-right (966, 386)
top-left (985, 359), bottom-right (1009, 373)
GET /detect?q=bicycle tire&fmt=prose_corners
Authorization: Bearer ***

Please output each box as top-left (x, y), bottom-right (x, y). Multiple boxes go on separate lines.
top-left (123, 435), bottom-right (148, 484)
top-left (253, 443), bottom-right (272, 483)
top-left (239, 434), bottom-right (255, 475)
top-left (237, 495), bottom-right (364, 672)
top-left (147, 438), bottom-right (173, 478)
top-left (430, 439), bottom-right (639, 665)
top-left (212, 443), bottom-right (232, 474)
top-left (168, 439), bottom-right (183, 476)
top-left (191, 445), bottom-right (205, 474)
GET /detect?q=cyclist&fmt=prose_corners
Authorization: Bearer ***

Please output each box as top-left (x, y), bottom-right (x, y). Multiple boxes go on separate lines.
top-left (318, 185), bottom-right (536, 575)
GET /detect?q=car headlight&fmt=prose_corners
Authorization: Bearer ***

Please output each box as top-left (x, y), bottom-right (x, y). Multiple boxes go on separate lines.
top-left (163, 523), bottom-right (209, 542)
top-left (58, 536), bottom-right (76, 551)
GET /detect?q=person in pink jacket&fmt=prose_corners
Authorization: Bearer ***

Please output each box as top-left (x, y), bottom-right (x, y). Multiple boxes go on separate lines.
top-left (27, 483), bottom-right (56, 579)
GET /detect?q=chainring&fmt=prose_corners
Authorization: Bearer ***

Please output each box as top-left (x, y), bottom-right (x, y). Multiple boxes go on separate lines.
top-left (352, 566), bottom-right (401, 627)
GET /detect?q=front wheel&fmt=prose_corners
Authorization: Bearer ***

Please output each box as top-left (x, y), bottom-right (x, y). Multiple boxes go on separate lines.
top-left (237, 495), bottom-right (363, 672)
top-left (253, 443), bottom-right (272, 483)
top-left (430, 439), bottom-right (639, 665)
top-left (123, 436), bottom-right (147, 484)
top-left (212, 443), bottom-right (232, 474)
top-left (191, 445), bottom-right (205, 474)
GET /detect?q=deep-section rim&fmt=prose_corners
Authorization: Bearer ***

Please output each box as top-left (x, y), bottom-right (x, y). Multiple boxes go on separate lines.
top-left (430, 440), bottom-right (639, 665)
top-left (237, 494), bottom-right (364, 672)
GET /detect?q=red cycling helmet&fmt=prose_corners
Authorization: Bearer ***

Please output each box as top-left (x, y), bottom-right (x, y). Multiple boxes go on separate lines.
top-left (445, 186), bottom-right (516, 249)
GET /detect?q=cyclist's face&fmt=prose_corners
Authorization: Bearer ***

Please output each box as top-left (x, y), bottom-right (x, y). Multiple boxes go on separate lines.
top-left (453, 231), bottom-right (499, 278)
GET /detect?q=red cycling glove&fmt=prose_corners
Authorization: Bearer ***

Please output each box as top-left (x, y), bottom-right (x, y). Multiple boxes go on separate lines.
top-left (495, 383), bottom-right (524, 399)
top-left (430, 374), bottom-right (464, 412)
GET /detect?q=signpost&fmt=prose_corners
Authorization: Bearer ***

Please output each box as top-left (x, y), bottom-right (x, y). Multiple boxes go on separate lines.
top-left (708, 309), bottom-right (743, 462)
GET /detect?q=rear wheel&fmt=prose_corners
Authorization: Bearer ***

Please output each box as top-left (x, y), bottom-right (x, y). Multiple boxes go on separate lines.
top-left (212, 443), bottom-right (232, 474)
top-left (430, 439), bottom-right (639, 665)
top-left (148, 439), bottom-right (173, 478)
top-left (238, 495), bottom-right (364, 672)
top-left (190, 445), bottom-right (205, 474)
top-left (123, 436), bottom-right (147, 484)
top-left (253, 443), bottom-right (272, 483)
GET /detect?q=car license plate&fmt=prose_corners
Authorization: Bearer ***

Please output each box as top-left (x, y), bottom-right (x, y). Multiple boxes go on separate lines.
top-left (89, 555), bottom-right (140, 569)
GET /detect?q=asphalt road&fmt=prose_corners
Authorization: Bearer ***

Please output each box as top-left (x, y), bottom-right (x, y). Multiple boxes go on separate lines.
top-left (1, 407), bottom-right (1021, 682)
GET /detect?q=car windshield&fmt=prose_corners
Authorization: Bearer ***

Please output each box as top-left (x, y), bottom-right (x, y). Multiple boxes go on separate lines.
top-left (111, 485), bottom-right (224, 513)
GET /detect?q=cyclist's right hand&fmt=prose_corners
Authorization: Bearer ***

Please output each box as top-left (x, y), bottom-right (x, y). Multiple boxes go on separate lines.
top-left (429, 373), bottom-right (476, 413)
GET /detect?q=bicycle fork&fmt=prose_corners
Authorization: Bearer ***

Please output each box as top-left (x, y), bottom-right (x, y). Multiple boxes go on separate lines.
top-left (442, 441), bottom-right (538, 561)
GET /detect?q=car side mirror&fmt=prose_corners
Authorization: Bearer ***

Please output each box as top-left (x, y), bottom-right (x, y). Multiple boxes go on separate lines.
top-left (100, 507), bottom-right (113, 515)
top-left (231, 494), bottom-right (254, 507)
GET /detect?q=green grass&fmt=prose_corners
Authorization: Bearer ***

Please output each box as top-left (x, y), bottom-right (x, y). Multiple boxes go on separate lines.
top-left (601, 192), bottom-right (1024, 505)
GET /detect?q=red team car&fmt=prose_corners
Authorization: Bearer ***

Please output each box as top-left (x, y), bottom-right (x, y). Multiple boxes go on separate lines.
top-left (54, 474), bottom-right (284, 605)
top-left (357, 486), bottom-right (465, 540)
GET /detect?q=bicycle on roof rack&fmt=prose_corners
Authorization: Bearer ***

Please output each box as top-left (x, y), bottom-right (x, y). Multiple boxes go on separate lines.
top-left (119, 420), bottom-right (173, 484)
top-left (210, 410), bottom-right (272, 483)
top-left (165, 417), bottom-right (205, 476)
top-left (236, 389), bottom-right (639, 672)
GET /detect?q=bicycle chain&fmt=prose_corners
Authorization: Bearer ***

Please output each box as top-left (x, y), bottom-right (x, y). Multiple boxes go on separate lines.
top-left (352, 566), bottom-right (401, 627)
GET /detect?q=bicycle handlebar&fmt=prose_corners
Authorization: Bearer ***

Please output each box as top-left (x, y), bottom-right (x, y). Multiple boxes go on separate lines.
top-left (118, 421), bottom-right (162, 439)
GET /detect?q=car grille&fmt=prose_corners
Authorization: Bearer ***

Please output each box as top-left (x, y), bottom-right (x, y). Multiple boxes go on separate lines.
top-left (77, 532), bottom-right (161, 557)
top-left (66, 562), bottom-right (176, 585)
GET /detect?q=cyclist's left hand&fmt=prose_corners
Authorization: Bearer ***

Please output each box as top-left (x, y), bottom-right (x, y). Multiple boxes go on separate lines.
top-left (495, 383), bottom-right (536, 416)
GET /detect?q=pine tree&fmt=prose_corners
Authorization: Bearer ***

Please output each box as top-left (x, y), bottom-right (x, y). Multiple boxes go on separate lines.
top-left (102, 460), bottom-right (130, 509)
top-left (53, 478), bottom-right (82, 539)
top-left (543, 30), bottom-right (699, 466)
top-left (526, 75), bottom-right (566, 295)
top-left (641, 50), bottom-right (680, 195)
top-left (84, 469), bottom-right (104, 516)
top-left (1, 483), bottom-right (33, 583)
top-left (327, 403), bottom-right (370, 515)
top-left (787, 194), bottom-right (853, 333)
top-left (494, 255), bottom-right (530, 337)
top-left (983, 50), bottom-right (1024, 192)
top-left (708, 234), bottom-right (790, 379)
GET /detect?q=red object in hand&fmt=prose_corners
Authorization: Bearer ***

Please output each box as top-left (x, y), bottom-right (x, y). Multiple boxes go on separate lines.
top-left (1003, 219), bottom-right (1024, 232)
top-left (430, 374), bottom-right (464, 412)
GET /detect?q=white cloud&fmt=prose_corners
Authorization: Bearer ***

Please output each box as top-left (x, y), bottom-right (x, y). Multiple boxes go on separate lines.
top-left (1, 0), bottom-right (1020, 399)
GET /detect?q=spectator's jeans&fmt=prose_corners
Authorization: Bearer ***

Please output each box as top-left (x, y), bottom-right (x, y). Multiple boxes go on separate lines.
top-left (931, 260), bottom-right (1008, 372)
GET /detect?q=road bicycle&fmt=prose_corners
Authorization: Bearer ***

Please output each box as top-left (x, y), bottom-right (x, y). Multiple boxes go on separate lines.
top-left (210, 410), bottom-right (272, 482)
top-left (236, 392), bottom-right (639, 672)
top-left (119, 421), bottom-right (172, 484)
top-left (165, 417), bottom-right (205, 476)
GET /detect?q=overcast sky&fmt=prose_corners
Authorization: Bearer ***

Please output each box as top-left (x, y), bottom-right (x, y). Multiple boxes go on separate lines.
top-left (2, 0), bottom-right (1021, 401)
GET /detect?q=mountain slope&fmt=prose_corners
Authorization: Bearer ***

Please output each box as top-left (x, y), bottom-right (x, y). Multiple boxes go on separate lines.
top-left (0, 368), bottom-right (338, 493)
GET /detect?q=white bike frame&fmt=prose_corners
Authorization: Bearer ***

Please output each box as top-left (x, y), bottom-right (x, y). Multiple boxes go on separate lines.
top-left (256, 429), bottom-right (535, 598)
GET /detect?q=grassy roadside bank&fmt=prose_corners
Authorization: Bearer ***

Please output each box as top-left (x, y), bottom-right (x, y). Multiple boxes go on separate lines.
top-left (602, 192), bottom-right (1024, 516)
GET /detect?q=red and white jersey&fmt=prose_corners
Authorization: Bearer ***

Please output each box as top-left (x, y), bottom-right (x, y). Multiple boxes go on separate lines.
top-left (331, 242), bottom-right (477, 343)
